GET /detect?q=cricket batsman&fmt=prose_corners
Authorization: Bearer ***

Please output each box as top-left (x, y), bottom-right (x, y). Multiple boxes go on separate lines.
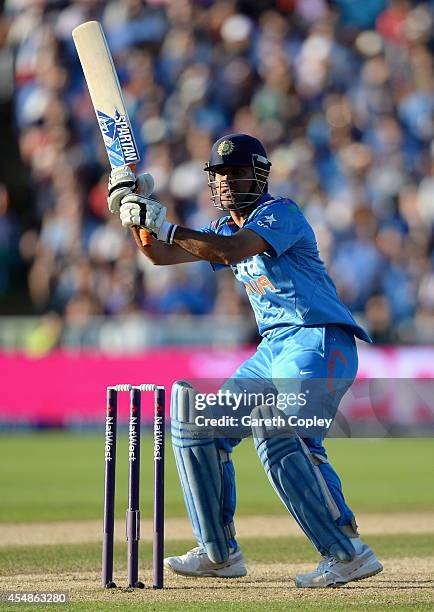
top-left (107, 133), bottom-right (383, 587)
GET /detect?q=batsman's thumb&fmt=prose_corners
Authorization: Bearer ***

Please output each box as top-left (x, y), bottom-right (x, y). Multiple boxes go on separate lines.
top-left (136, 173), bottom-right (155, 197)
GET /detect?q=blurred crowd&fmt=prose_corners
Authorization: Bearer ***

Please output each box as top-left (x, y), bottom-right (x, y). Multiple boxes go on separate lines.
top-left (0, 0), bottom-right (433, 345)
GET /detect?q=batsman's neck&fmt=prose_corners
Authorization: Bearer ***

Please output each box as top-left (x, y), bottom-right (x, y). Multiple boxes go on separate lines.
top-left (230, 204), bottom-right (257, 228)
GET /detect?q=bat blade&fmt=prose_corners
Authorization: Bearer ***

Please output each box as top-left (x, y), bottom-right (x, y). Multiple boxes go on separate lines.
top-left (73, 20), bottom-right (151, 245)
top-left (72, 20), bottom-right (140, 169)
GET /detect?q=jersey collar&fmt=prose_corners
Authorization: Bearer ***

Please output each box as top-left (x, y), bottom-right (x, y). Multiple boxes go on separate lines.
top-left (244, 193), bottom-right (274, 223)
top-left (223, 193), bottom-right (275, 232)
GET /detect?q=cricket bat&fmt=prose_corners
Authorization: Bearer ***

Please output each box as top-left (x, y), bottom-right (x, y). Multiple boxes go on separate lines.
top-left (72, 20), bottom-right (151, 245)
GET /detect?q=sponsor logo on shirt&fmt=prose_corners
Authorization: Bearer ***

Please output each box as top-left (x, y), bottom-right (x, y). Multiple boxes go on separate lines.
top-left (232, 256), bottom-right (276, 296)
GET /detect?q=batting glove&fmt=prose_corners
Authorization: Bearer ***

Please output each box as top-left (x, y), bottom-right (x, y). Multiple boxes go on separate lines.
top-left (107, 165), bottom-right (155, 214)
top-left (119, 194), bottom-right (177, 243)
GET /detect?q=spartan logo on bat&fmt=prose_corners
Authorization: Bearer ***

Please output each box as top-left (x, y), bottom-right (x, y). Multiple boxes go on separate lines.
top-left (97, 109), bottom-right (139, 167)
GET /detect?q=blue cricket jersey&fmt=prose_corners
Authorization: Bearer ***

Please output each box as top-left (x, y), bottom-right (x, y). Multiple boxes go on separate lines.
top-left (201, 194), bottom-right (371, 342)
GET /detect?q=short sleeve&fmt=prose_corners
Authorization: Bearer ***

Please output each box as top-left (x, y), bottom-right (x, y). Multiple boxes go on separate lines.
top-left (244, 200), bottom-right (305, 257)
top-left (198, 218), bottom-right (229, 271)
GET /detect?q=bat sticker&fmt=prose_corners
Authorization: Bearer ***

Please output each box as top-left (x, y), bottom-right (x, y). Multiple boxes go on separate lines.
top-left (97, 109), bottom-right (139, 168)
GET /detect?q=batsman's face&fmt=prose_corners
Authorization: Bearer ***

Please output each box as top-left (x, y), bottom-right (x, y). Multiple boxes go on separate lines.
top-left (213, 166), bottom-right (255, 209)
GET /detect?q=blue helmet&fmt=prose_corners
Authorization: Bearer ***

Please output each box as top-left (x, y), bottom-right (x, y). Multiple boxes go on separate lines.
top-left (204, 133), bottom-right (272, 211)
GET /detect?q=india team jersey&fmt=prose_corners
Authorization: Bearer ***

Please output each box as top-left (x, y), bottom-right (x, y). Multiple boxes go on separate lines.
top-left (201, 194), bottom-right (371, 342)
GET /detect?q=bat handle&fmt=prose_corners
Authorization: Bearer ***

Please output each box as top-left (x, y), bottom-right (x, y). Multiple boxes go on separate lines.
top-left (139, 227), bottom-right (152, 247)
top-left (129, 163), bottom-right (152, 247)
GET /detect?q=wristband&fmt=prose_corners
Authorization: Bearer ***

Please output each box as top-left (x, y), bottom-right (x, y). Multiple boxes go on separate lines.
top-left (167, 224), bottom-right (178, 244)
top-left (158, 220), bottom-right (178, 244)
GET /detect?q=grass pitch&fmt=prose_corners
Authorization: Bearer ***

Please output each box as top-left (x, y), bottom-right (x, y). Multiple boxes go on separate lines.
top-left (0, 435), bottom-right (433, 522)
top-left (0, 534), bottom-right (433, 611)
top-left (0, 435), bottom-right (433, 610)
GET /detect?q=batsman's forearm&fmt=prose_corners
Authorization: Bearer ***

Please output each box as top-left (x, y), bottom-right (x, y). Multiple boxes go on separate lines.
top-left (129, 226), bottom-right (201, 265)
top-left (130, 226), bottom-right (161, 263)
top-left (173, 226), bottom-right (238, 265)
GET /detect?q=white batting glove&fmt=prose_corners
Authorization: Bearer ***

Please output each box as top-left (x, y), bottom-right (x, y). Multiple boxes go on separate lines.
top-left (119, 194), bottom-right (177, 243)
top-left (107, 165), bottom-right (155, 214)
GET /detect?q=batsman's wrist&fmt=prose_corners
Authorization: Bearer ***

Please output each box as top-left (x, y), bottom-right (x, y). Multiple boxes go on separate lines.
top-left (158, 221), bottom-right (178, 244)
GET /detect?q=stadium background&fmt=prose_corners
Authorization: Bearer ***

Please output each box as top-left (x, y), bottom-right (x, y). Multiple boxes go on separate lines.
top-left (0, 0), bottom-right (433, 427)
top-left (0, 1), bottom-right (433, 609)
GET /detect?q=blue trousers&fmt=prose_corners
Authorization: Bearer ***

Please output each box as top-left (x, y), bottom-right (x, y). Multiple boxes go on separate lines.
top-left (219, 324), bottom-right (358, 532)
